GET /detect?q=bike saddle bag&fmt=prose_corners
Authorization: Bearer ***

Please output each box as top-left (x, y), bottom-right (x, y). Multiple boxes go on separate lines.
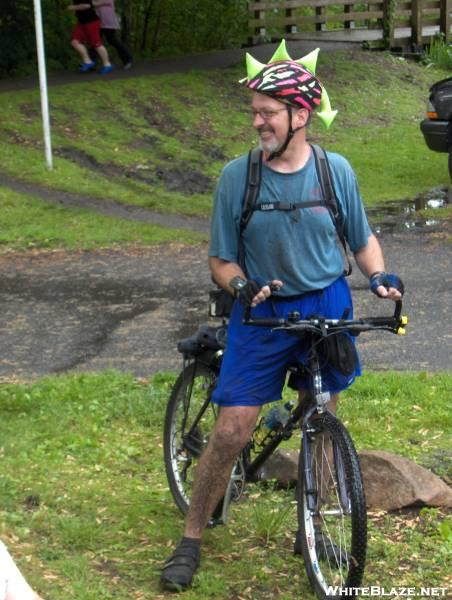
top-left (318, 333), bottom-right (358, 376)
top-left (177, 324), bottom-right (227, 357)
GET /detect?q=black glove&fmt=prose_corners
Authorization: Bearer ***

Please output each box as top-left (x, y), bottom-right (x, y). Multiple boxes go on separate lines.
top-left (370, 271), bottom-right (405, 297)
top-left (229, 276), bottom-right (265, 307)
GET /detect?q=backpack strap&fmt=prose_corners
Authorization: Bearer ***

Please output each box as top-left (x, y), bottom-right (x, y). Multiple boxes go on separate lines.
top-left (240, 147), bottom-right (263, 234)
top-left (238, 147), bottom-right (262, 272)
top-left (310, 144), bottom-right (352, 276)
top-left (237, 144), bottom-right (352, 277)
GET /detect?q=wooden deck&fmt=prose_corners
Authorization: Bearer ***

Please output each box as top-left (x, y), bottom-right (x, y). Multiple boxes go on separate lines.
top-left (280, 24), bottom-right (443, 43)
top-left (248, 0), bottom-right (452, 49)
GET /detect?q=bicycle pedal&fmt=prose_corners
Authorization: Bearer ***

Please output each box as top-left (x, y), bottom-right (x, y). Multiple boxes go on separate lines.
top-left (207, 517), bottom-right (225, 528)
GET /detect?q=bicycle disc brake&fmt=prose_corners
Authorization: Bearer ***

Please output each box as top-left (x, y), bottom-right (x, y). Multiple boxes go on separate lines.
top-left (229, 456), bottom-right (246, 501)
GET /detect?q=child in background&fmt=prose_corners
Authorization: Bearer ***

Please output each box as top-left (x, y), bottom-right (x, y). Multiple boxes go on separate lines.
top-left (67, 0), bottom-right (113, 74)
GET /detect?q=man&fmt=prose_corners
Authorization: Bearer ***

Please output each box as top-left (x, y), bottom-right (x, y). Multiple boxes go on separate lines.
top-left (160, 41), bottom-right (404, 592)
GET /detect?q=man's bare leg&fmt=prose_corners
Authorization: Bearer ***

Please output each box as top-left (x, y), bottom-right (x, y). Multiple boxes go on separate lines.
top-left (185, 404), bottom-right (261, 537)
top-left (161, 404), bottom-right (260, 590)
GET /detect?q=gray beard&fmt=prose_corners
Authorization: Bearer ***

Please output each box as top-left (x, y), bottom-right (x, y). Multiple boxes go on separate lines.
top-left (258, 136), bottom-right (281, 155)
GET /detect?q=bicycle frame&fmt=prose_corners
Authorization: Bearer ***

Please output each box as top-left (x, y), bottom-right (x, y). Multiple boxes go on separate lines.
top-left (211, 300), bottom-right (407, 525)
top-left (164, 298), bottom-right (408, 597)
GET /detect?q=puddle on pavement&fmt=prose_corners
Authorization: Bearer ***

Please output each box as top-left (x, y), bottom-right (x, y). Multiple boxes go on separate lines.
top-left (367, 186), bottom-right (450, 233)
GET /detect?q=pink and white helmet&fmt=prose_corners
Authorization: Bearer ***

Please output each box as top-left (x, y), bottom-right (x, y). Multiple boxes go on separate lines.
top-left (246, 60), bottom-right (322, 112)
top-left (241, 40), bottom-right (337, 128)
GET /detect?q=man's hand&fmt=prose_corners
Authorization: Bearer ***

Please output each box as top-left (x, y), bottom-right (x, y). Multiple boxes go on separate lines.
top-left (370, 271), bottom-right (404, 300)
top-left (229, 276), bottom-right (283, 307)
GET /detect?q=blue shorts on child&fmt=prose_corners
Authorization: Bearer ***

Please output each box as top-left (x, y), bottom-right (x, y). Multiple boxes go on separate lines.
top-left (211, 276), bottom-right (361, 407)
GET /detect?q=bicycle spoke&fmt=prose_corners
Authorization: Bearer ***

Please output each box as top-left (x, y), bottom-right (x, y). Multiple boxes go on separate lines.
top-left (298, 412), bottom-right (366, 598)
top-left (164, 363), bottom-right (218, 515)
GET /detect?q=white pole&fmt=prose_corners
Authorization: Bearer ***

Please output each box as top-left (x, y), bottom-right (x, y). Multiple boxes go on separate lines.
top-left (33, 0), bottom-right (53, 170)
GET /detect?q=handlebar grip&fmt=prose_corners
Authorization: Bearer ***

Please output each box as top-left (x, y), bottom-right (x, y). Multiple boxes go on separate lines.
top-left (394, 300), bottom-right (402, 321)
top-left (246, 317), bottom-right (286, 327)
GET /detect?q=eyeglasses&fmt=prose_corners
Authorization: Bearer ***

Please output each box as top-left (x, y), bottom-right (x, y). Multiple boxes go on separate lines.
top-left (250, 107), bottom-right (287, 121)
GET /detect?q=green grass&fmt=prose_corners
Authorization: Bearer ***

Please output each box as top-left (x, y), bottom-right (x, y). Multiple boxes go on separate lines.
top-left (0, 370), bottom-right (450, 598)
top-left (0, 186), bottom-right (205, 250)
top-left (423, 33), bottom-right (452, 70)
top-left (0, 50), bottom-right (450, 250)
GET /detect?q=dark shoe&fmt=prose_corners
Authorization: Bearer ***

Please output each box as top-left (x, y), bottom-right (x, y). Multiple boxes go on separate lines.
top-left (123, 61), bottom-right (133, 70)
top-left (315, 529), bottom-right (349, 567)
top-left (293, 528), bottom-right (349, 567)
top-left (293, 528), bottom-right (303, 555)
top-left (160, 541), bottom-right (200, 592)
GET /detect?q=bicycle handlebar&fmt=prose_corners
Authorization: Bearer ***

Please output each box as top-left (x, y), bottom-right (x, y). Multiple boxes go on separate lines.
top-left (243, 300), bottom-right (408, 337)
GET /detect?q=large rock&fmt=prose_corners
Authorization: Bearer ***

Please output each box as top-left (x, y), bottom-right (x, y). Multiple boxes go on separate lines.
top-left (259, 449), bottom-right (452, 510)
top-left (257, 449), bottom-right (299, 488)
top-left (359, 450), bottom-right (452, 510)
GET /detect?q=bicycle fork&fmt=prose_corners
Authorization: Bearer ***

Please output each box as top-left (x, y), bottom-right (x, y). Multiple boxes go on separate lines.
top-left (208, 457), bottom-right (246, 526)
top-left (303, 353), bottom-right (350, 515)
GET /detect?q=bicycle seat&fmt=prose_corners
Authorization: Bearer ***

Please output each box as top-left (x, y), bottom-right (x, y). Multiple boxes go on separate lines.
top-left (177, 324), bottom-right (227, 357)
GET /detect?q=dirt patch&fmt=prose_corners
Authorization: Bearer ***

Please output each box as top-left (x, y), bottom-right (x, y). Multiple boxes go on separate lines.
top-left (154, 165), bottom-right (213, 194)
top-left (54, 144), bottom-right (214, 195)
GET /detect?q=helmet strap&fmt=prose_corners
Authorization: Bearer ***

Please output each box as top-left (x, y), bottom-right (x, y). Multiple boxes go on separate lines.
top-left (267, 105), bottom-right (306, 162)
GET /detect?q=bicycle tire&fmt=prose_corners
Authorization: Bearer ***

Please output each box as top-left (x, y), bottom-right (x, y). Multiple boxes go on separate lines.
top-left (297, 411), bottom-right (367, 599)
top-left (163, 361), bottom-right (219, 516)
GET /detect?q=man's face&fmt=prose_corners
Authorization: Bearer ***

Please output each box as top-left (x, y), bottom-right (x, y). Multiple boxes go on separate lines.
top-left (250, 92), bottom-right (310, 154)
top-left (250, 93), bottom-right (289, 154)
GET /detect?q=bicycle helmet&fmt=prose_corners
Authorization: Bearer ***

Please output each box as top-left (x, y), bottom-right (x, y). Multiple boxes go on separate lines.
top-left (241, 40), bottom-right (337, 159)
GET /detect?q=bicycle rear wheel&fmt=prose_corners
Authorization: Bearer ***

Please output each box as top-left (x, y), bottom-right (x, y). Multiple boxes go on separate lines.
top-left (163, 361), bottom-right (219, 515)
top-left (297, 411), bottom-right (367, 599)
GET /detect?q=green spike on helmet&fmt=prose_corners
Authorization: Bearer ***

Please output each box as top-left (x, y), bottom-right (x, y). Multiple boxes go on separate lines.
top-left (317, 86), bottom-right (338, 129)
top-left (268, 39), bottom-right (292, 63)
top-left (244, 53), bottom-right (266, 81)
top-left (242, 39), bottom-right (337, 128)
top-left (295, 47), bottom-right (319, 75)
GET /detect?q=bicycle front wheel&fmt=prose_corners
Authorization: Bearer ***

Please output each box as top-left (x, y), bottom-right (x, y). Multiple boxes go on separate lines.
top-left (163, 361), bottom-right (219, 515)
top-left (297, 411), bottom-right (367, 599)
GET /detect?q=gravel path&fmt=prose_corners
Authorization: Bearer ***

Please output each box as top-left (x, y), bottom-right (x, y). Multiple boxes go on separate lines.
top-left (0, 230), bottom-right (449, 382)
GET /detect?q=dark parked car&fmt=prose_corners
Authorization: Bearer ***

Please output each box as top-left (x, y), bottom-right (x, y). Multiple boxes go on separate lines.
top-left (420, 77), bottom-right (452, 177)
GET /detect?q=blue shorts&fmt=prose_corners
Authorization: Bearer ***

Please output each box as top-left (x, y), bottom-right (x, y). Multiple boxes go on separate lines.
top-left (211, 277), bottom-right (361, 407)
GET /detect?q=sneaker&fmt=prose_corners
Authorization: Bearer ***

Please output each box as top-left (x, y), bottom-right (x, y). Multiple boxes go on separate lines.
top-left (160, 540), bottom-right (200, 592)
top-left (79, 62), bottom-right (95, 73)
top-left (99, 65), bottom-right (114, 75)
top-left (123, 61), bottom-right (133, 70)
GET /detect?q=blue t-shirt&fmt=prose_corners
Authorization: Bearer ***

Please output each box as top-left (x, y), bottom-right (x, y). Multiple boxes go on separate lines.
top-left (209, 149), bottom-right (372, 296)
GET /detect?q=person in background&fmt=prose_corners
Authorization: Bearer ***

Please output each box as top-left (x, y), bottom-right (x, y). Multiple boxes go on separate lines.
top-left (93, 0), bottom-right (133, 69)
top-left (67, 0), bottom-right (114, 74)
top-left (0, 540), bottom-right (44, 600)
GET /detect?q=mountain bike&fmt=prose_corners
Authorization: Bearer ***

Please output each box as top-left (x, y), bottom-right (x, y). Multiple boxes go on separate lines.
top-left (163, 299), bottom-right (408, 599)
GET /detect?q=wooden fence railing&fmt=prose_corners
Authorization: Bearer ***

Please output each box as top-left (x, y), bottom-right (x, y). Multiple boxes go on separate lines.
top-left (248, 0), bottom-right (452, 49)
